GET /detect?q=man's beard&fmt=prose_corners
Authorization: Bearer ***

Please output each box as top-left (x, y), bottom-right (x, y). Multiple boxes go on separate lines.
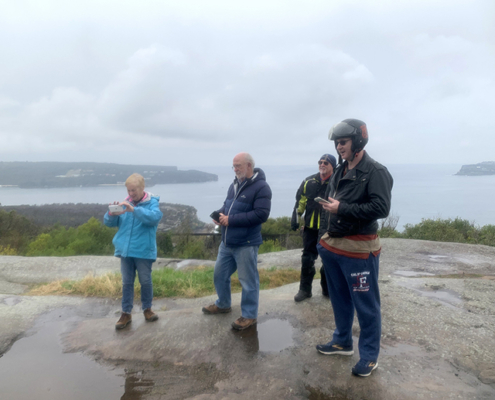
top-left (236, 172), bottom-right (246, 181)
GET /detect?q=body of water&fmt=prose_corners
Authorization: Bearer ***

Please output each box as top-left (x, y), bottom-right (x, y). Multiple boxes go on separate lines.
top-left (1, 164), bottom-right (494, 232)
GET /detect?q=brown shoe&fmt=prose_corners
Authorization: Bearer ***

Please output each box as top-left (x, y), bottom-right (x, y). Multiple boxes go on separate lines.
top-left (231, 316), bottom-right (257, 330)
top-left (202, 303), bottom-right (232, 314)
top-left (115, 312), bottom-right (132, 330)
top-left (143, 308), bottom-right (158, 322)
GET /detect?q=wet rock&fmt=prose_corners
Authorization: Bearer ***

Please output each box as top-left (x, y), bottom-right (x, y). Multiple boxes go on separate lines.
top-left (477, 362), bottom-right (495, 384)
top-left (0, 238), bottom-right (495, 399)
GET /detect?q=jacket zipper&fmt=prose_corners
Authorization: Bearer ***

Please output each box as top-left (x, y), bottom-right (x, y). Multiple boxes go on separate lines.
top-left (224, 179), bottom-right (248, 244)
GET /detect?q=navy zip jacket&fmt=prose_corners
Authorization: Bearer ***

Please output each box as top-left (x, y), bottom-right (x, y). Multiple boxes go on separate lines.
top-left (219, 168), bottom-right (272, 247)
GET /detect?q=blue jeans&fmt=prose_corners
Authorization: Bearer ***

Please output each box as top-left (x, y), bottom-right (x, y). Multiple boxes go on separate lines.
top-left (317, 244), bottom-right (381, 362)
top-left (214, 242), bottom-right (260, 319)
top-left (120, 257), bottom-right (154, 313)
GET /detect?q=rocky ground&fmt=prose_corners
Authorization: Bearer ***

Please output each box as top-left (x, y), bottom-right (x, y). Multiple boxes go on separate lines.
top-left (0, 238), bottom-right (494, 399)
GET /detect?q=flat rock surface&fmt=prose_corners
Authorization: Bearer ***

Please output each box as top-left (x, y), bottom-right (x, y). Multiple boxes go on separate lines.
top-left (0, 238), bottom-right (494, 399)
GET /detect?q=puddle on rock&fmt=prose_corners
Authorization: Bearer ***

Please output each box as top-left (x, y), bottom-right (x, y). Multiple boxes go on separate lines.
top-left (232, 318), bottom-right (295, 353)
top-left (394, 271), bottom-right (435, 277)
top-left (121, 372), bottom-right (155, 400)
top-left (428, 255), bottom-right (448, 260)
top-left (381, 343), bottom-right (419, 356)
top-left (305, 385), bottom-right (351, 400)
top-left (258, 319), bottom-right (294, 352)
top-left (2, 296), bottom-right (22, 306)
top-left (398, 280), bottom-right (463, 310)
top-left (0, 320), bottom-right (152, 400)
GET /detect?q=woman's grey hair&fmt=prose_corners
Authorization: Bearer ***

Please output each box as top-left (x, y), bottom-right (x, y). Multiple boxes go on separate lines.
top-left (125, 173), bottom-right (145, 189)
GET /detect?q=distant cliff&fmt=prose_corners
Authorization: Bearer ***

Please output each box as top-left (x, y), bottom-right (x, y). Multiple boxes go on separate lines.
top-left (0, 162), bottom-right (217, 188)
top-left (456, 161), bottom-right (495, 176)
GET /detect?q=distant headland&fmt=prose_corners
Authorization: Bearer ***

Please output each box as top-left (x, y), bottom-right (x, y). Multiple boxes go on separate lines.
top-left (456, 161), bottom-right (495, 176)
top-left (0, 162), bottom-right (217, 188)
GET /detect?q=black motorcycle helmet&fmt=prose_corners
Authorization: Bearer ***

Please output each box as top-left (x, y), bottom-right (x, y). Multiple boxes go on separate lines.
top-left (328, 118), bottom-right (368, 162)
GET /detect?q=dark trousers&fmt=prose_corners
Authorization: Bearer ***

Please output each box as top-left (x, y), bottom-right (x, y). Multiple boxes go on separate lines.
top-left (317, 243), bottom-right (381, 361)
top-left (299, 228), bottom-right (328, 295)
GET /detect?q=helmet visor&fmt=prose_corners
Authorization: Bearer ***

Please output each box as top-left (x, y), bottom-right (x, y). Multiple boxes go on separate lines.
top-left (328, 122), bottom-right (355, 141)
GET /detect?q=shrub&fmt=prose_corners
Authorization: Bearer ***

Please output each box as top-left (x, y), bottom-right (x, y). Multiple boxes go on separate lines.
top-left (261, 216), bottom-right (292, 234)
top-left (0, 209), bottom-right (41, 253)
top-left (378, 212), bottom-right (402, 238)
top-left (259, 239), bottom-right (286, 254)
top-left (402, 218), bottom-right (474, 243)
top-left (478, 225), bottom-right (495, 246)
top-left (27, 218), bottom-right (115, 256)
top-left (0, 245), bottom-right (17, 255)
top-left (157, 232), bottom-right (174, 257)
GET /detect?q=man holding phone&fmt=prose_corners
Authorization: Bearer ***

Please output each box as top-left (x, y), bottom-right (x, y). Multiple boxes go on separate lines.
top-left (291, 154), bottom-right (337, 302)
top-left (316, 119), bottom-right (393, 377)
top-left (202, 152), bottom-right (272, 331)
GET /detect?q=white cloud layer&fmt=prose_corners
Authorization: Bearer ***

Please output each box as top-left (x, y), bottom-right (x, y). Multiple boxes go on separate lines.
top-left (0, 0), bottom-right (494, 167)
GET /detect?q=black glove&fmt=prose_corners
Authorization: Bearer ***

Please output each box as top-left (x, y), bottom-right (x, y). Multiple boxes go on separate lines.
top-left (291, 221), bottom-right (299, 231)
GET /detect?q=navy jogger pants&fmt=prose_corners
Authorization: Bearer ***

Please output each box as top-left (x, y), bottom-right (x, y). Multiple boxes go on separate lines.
top-left (317, 243), bottom-right (381, 362)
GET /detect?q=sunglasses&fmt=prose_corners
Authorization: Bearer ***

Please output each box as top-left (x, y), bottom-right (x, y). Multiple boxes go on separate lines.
top-left (318, 161), bottom-right (329, 166)
top-left (335, 139), bottom-right (352, 146)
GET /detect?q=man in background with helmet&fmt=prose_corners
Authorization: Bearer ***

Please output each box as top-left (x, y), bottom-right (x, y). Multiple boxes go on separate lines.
top-left (316, 119), bottom-right (393, 377)
top-left (291, 154), bottom-right (337, 302)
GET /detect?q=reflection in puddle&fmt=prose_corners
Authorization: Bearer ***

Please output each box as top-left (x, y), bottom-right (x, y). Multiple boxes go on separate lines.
top-left (258, 319), bottom-right (294, 352)
top-left (122, 373), bottom-right (154, 400)
top-left (0, 321), bottom-right (153, 400)
top-left (232, 319), bottom-right (294, 353)
top-left (233, 324), bottom-right (259, 353)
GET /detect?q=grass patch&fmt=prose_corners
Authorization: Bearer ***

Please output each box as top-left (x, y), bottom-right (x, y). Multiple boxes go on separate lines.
top-left (27, 266), bottom-right (302, 298)
top-left (28, 272), bottom-right (123, 297)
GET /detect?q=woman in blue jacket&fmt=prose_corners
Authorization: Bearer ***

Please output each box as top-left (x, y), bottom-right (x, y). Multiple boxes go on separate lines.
top-left (104, 173), bottom-right (163, 330)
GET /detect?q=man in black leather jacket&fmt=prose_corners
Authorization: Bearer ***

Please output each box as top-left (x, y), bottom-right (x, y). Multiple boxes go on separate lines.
top-left (315, 119), bottom-right (393, 378)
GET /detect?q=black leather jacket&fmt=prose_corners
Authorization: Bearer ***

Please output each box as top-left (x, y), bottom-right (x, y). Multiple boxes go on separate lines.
top-left (319, 151), bottom-right (393, 238)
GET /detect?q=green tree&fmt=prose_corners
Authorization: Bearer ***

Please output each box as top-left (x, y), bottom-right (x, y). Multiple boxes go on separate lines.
top-left (402, 218), bottom-right (474, 243)
top-left (0, 209), bottom-right (41, 253)
top-left (27, 218), bottom-right (115, 256)
top-left (261, 216), bottom-right (292, 234)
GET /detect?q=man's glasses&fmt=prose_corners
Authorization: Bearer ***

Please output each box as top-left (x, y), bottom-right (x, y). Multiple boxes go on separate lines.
top-left (335, 139), bottom-right (351, 146)
top-left (318, 161), bottom-right (329, 166)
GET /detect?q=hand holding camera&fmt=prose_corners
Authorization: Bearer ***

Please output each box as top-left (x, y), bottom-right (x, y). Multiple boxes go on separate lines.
top-left (108, 202), bottom-right (126, 215)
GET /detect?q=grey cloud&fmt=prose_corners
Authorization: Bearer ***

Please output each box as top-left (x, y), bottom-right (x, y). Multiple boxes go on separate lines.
top-left (0, 0), bottom-right (493, 166)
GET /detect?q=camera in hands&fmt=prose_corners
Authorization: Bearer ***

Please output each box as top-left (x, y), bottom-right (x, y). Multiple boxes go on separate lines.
top-left (109, 204), bottom-right (124, 213)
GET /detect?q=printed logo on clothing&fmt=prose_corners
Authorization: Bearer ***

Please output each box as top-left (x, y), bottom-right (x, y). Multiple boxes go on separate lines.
top-left (240, 195), bottom-right (246, 198)
top-left (351, 271), bottom-right (370, 292)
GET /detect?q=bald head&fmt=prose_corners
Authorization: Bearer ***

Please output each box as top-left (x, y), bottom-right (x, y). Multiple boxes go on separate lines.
top-left (233, 152), bottom-right (255, 181)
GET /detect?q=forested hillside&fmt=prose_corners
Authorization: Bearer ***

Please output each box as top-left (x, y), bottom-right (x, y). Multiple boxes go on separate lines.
top-left (0, 203), bottom-right (208, 232)
top-left (0, 162), bottom-right (217, 188)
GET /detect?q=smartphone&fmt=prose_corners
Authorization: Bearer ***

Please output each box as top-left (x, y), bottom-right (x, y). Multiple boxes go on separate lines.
top-left (109, 204), bottom-right (124, 213)
top-left (314, 197), bottom-right (330, 204)
top-left (210, 211), bottom-right (221, 222)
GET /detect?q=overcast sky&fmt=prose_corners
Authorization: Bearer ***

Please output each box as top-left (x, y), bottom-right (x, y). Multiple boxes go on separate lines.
top-left (0, 0), bottom-right (493, 168)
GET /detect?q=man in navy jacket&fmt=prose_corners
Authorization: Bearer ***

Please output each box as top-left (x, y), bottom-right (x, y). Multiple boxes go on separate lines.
top-left (202, 152), bottom-right (272, 330)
